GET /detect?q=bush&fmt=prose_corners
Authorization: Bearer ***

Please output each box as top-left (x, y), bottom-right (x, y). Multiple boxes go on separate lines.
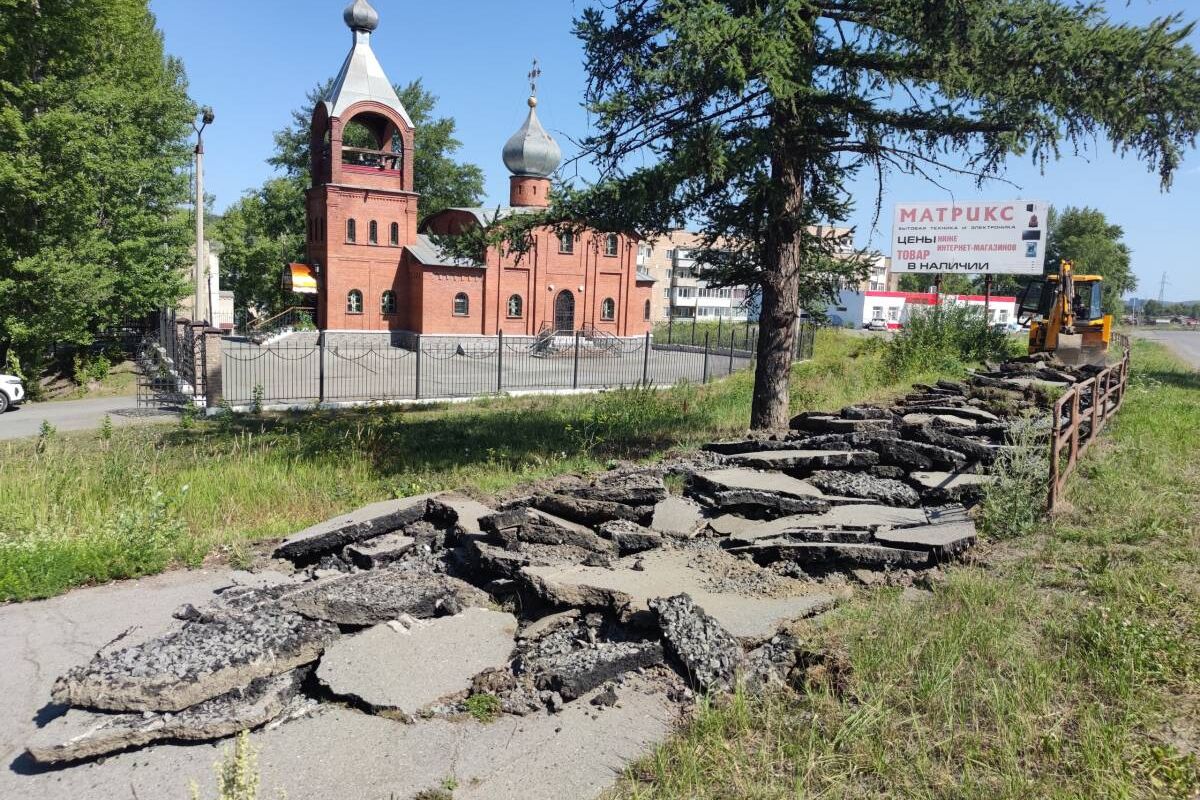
top-left (883, 304), bottom-right (1014, 377)
top-left (72, 352), bottom-right (112, 385)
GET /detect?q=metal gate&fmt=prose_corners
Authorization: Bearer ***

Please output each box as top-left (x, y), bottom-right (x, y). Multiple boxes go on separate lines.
top-left (136, 311), bottom-right (207, 409)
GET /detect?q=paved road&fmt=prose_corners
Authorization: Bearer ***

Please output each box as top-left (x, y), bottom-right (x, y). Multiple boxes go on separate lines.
top-left (0, 395), bottom-right (176, 442)
top-left (0, 569), bottom-right (676, 800)
top-left (1134, 329), bottom-right (1200, 368)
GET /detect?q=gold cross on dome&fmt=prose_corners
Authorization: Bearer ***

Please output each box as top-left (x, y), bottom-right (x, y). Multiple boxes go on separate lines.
top-left (529, 58), bottom-right (542, 96)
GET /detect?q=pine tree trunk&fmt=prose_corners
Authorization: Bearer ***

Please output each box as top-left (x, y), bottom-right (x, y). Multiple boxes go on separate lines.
top-left (749, 146), bottom-right (804, 431)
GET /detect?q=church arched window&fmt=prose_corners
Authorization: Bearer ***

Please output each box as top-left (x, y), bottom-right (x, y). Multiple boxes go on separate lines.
top-left (381, 290), bottom-right (397, 315)
top-left (347, 290), bottom-right (363, 314)
top-left (507, 294), bottom-right (523, 318)
top-left (390, 222), bottom-right (400, 246)
top-left (346, 218), bottom-right (357, 243)
top-left (601, 298), bottom-right (616, 321)
top-left (453, 293), bottom-right (469, 316)
top-left (368, 220), bottom-right (378, 245)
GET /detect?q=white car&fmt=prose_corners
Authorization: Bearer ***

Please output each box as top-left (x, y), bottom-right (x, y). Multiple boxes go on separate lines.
top-left (865, 317), bottom-right (889, 332)
top-left (0, 374), bottom-right (25, 413)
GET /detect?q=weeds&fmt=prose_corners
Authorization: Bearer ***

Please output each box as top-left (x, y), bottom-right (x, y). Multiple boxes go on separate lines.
top-left (883, 303), bottom-right (1016, 377)
top-left (99, 414), bottom-right (114, 441)
top-left (179, 402), bottom-right (199, 430)
top-left (35, 419), bottom-right (55, 453)
top-left (251, 383), bottom-right (265, 415)
top-left (189, 730), bottom-right (284, 800)
top-left (978, 415), bottom-right (1050, 539)
top-left (464, 693), bottom-right (501, 723)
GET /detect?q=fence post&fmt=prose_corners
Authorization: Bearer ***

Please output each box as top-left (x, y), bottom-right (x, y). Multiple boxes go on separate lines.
top-left (702, 332), bottom-right (710, 384)
top-left (414, 334), bottom-right (422, 400)
top-left (642, 331), bottom-right (651, 386)
top-left (668, 315), bottom-right (674, 345)
top-left (691, 314), bottom-right (698, 346)
top-left (744, 317), bottom-right (751, 350)
top-left (317, 331), bottom-right (326, 404)
top-left (496, 330), bottom-right (504, 394)
top-left (572, 331), bottom-right (581, 389)
top-left (717, 315), bottom-right (723, 344)
top-left (1048, 394), bottom-right (1063, 511)
top-left (728, 330), bottom-right (735, 375)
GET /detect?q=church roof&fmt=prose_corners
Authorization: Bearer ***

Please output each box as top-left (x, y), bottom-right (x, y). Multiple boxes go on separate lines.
top-left (502, 98), bottom-right (562, 178)
top-left (323, 0), bottom-right (413, 127)
top-left (442, 206), bottom-right (544, 228)
top-left (407, 234), bottom-right (484, 269)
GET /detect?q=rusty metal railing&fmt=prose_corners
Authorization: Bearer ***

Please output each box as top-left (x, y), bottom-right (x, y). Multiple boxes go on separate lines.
top-left (1047, 333), bottom-right (1131, 511)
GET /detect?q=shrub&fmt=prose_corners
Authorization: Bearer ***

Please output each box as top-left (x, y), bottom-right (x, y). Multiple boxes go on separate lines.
top-left (72, 352), bottom-right (112, 386)
top-left (883, 303), bottom-right (1013, 377)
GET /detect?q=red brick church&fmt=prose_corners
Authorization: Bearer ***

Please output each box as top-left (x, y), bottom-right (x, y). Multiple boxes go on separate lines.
top-left (292, 0), bottom-right (654, 337)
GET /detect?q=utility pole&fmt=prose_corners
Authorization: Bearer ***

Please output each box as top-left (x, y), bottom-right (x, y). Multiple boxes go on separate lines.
top-left (192, 106), bottom-right (215, 325)
top-left (1159, 271), bottom-right (1168, 304)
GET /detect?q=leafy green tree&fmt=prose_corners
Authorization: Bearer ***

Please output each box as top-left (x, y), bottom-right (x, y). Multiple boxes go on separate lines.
top-left (897, 274), bottom-right (975, 295)
top-left (210, 178), bottom-right (305, 321)
top-left (1045, 206), bottom-right (1136, 315)
top-left (270, 78), bottom-right (484, 219)
top-left (544, 1), bottom-right (1200, 429)
top-left (0, 0), bottom-right (193, 370)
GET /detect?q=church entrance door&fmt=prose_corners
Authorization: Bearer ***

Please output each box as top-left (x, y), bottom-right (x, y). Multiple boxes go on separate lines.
top-left (554, 290), bottom-right (575, 332)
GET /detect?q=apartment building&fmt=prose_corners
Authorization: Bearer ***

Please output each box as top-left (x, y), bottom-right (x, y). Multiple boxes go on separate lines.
top-left (636, 231), bottom-right (754, 323)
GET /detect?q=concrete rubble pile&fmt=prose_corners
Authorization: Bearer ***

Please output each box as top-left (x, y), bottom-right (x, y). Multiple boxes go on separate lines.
top-left (27, 354), bottom-right (1089, 768)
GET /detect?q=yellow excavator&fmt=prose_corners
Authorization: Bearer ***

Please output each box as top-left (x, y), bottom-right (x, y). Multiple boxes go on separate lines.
top-left (1018, 260), bottom-right (1112, 366)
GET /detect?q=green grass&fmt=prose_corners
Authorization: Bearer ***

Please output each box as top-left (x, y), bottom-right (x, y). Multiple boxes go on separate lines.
top-left (609, 340), bottom-right (1200, 799)
top-left (0, 329), bottom-right (948, 602)
top-left (464, 693), bottom-right (502, 723)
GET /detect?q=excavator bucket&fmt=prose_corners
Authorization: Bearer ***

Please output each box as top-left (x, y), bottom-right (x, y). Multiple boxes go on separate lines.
top-left (1054, 333), bottom-right (1085, 367)
top-left (1053, 335), bottom-right (1108, 367)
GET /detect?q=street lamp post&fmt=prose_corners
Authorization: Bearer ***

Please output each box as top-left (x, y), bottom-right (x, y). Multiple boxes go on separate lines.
top-left (192, 106), bottom-right (215, 325)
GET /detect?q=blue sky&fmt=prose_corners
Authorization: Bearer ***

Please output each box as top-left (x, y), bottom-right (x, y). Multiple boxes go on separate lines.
top-left (151, 0), bottom-right (1200, 300)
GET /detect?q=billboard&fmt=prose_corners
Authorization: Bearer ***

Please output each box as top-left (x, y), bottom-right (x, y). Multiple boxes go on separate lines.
top-left (892, 200), bottom-right (1048, 275)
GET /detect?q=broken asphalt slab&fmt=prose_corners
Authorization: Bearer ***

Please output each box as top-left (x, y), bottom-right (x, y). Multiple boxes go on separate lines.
top-left (283, 568), bottom-right (492, 626)
top-left (273, 494), bottom-right (435, 564)
top-left (520, 547), bottom-right (837, 643)
top-left (726, 449), bottom-right (879, 472)
top-left (872, 521), bottom-right (978, 559)
top-left (28, 670), bottom-right (306, 765)
top-left (50, 606), bottom-right (338, 713)
top-left (316, 609), bottom-right (517, 718)
top-left (733, 541), bottom-right (932, 570)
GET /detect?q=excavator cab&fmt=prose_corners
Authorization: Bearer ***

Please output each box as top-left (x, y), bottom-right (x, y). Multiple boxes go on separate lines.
top-left (1019, 260), bottom-right (1112, 366)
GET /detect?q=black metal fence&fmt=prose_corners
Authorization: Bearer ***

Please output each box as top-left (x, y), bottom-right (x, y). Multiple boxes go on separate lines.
top-left (221, 322), bottom-right (816, 408)
top-left (652, 318), bottom-right (816, 362)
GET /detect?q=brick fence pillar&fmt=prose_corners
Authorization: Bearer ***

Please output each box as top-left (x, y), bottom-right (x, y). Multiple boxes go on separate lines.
top-left (201, 327), bottom-right (224, 407)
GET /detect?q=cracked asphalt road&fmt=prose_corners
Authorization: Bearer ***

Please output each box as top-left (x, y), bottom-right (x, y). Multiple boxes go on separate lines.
top-left (0, 569), bottom-right (676, 800)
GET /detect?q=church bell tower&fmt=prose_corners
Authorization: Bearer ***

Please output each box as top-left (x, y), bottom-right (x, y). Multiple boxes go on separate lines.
top-left (307, 0), bottom-right (419, 331)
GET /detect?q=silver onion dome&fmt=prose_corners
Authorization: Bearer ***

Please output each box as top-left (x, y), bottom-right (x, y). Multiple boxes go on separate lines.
top-left (502, 96), bottom-right (562, 178)
top-left (344, 0), bottom-right (380, 32)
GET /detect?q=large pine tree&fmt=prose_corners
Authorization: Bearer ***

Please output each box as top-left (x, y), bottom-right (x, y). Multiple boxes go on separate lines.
top-left (556, 0), bottom-right (1200, 429)
top-left (0, 0), bottom-right (194, 371)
